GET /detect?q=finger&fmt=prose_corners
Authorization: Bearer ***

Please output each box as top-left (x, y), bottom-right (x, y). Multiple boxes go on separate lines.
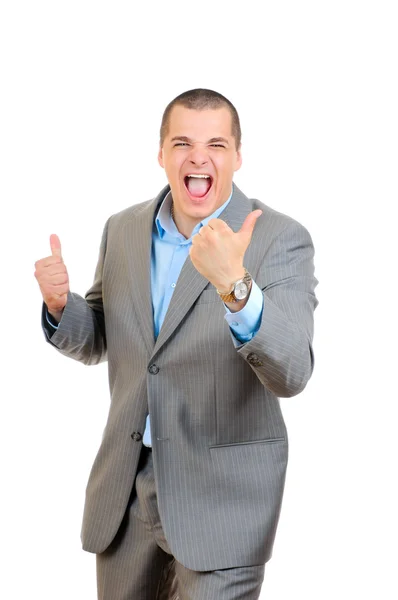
top-left (44, 262), bottom-right (68, 276)
top-left (50, 234), bottom-right (63, 259)
top-left (207, 218), bottom-right (231, 233)
top-left (239, 210), bottom-right (263, 236)
top-left (41, 273), bottom-right (69, 286)
top-left (35, 256), bottom-right (63, 270)
top-left (191, 232), bottom-right (200, 244)
top-left (49, 283), bottom-right (69, 294)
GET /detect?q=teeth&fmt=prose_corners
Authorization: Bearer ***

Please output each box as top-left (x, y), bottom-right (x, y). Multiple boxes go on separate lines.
top-left (187, 174), bottom-right (210, 178)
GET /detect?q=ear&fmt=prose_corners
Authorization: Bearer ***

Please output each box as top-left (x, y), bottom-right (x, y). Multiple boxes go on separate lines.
top-left (158, 147), bottom-right (164, 168)
top-left (234, 146), bottom-right (242, 172)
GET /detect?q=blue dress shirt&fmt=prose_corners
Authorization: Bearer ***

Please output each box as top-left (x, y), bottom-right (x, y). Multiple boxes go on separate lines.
top-left (46, 187), bottom-right (264, 447)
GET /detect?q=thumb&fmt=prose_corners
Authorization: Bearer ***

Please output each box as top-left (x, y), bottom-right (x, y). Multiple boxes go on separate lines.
top-left (239, 210), bottom-right (263, 238)
top-left (50, 234), bottom-right (63, 259)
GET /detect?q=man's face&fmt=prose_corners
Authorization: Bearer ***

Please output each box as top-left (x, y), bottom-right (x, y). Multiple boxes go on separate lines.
top-left (158, 105), bottom-right (242, 228)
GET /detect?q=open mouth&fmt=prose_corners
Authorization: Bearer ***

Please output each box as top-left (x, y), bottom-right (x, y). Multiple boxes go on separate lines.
top-left (184, 174), bottom-right (213, 198)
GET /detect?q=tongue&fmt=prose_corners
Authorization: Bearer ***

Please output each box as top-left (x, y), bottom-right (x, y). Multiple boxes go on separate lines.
top-left (186, 177), bottom-right (211, 198)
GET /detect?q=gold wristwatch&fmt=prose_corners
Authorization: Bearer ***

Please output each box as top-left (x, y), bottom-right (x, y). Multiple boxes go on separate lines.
top-left (216, 269), bottom-right (252, 303)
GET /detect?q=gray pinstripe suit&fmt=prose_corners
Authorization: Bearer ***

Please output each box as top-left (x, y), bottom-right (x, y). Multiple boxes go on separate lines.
top-left (42, 183), bottom-right (318, 573)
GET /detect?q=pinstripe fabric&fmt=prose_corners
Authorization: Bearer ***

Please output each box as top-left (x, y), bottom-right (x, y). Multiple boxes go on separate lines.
top-left (97, 447), bottom-right (265, 599)
top-left (42, 183), bottom-right (318, 571)
top-left (96, 448), bottom-right (178, 600)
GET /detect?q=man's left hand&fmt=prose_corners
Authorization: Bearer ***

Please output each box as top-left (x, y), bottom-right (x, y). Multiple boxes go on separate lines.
top-left (189, 209), bottom-right (262, 291)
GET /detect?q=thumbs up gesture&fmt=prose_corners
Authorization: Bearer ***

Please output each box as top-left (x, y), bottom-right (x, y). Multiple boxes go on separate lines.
top-left (189, 209), bottom-right (263, 292)
top-left (34, 234), bottom-right (69, 322)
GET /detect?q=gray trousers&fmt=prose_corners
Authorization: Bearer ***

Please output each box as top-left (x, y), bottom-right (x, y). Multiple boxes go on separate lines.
top-left (96, 447), bottom-right (265, 600)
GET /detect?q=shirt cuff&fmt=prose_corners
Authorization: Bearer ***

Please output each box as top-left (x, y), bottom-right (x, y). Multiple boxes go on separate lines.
top-left (46, 310), bottom-right (59, 330)
top-left (224, 280), bottom-right (264, 343)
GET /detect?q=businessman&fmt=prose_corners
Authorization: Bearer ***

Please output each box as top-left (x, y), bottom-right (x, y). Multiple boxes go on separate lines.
top-left (35, 88), bottom-right (318, 599)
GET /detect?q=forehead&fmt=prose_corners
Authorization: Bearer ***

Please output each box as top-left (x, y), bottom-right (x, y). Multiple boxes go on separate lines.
top-left (166, 105), bottom-right (233, 140)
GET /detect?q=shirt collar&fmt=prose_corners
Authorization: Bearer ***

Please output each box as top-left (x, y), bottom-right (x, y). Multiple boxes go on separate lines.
top-left (155, 186), bottom-right (234, 240)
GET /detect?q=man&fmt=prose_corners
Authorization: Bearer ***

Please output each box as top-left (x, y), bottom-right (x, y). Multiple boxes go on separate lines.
top-left (35, 89), bottom-right (318, 599)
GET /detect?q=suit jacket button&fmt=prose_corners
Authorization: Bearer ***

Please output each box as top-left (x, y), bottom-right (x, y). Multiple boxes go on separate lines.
top-left (148, 364), bottom-right (160, 374)
top-left (131, 432), bottom-right (142, 442)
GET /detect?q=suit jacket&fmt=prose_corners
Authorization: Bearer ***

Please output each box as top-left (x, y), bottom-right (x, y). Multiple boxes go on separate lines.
top-left (42, 184), bottom-right (318, 570)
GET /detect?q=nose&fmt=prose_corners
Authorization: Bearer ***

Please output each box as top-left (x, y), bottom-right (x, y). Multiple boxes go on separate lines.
top-left (189, 143), bottom-right (208, 166)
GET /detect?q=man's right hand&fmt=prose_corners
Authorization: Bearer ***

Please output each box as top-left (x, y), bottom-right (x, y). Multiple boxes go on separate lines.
top-left (34, 234), bottom-right (69, 323)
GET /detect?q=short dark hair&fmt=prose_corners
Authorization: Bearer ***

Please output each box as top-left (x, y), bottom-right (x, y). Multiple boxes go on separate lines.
top-left (160, 88), bottom-right (241, 149)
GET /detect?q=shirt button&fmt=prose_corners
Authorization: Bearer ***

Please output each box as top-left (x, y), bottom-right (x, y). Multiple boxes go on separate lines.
top-left (231, 321), bottom-right (239, 326)
top-left (148, 364), bottom-right (160, 375)
top-left (131, 432), bottom-right (142, 442)
top-left (171, 283), bottom-right (176, 288)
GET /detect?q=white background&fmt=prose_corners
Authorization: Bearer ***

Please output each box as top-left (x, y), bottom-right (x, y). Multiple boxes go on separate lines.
top-left (1, 1), bottom-right (397, 598)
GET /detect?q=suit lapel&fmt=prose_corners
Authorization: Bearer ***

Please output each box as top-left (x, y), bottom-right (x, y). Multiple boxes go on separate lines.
top-left (150, 184), bottom-right (252, 360)
top-left (123, 186), bottom-right (169, 356)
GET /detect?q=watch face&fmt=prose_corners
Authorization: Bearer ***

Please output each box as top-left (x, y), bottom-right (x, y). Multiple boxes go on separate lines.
top-left (234, 281), bottom-right (248, 300)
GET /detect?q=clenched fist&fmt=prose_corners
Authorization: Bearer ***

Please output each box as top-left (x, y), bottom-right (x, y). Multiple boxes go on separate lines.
top-left (189, 210), bottom-right (262, 291)
top-left (34, 234), bottom-right (69, 323)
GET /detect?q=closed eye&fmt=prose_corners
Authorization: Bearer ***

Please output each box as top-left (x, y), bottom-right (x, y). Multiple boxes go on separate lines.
top-left (174, 142), bottom-right (226, 148)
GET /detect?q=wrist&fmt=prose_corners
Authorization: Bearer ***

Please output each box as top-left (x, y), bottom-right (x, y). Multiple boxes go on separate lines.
top-left (213, 267), bottom-right (246, 294)
top-left (224, 281), bottom-right (252, 312)
top-left (216, 268), bottom-right (252, 305)
top-left (48, 308), bottom-right (64, 324)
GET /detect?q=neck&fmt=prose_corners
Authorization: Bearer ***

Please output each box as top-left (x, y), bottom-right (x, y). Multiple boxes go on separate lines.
top-left (171, 203), bottom-right (201, 239)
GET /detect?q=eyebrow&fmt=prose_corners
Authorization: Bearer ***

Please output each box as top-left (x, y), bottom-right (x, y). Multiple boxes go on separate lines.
top-left (170, 136), bottom-right (230, 145)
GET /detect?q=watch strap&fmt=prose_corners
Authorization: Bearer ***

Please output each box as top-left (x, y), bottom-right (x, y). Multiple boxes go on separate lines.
top-left (216, 269), bottom-right (252, 303)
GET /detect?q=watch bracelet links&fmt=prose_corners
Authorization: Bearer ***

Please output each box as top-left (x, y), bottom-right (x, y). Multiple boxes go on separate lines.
top-left (216, 268), bottom-right (251, 303)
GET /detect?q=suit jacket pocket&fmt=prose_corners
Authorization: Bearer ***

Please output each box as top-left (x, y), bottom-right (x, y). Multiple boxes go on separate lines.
top-left (209, 437), bottom-right (285, 449)
top-left (208, 438), bottom-right (288, 541)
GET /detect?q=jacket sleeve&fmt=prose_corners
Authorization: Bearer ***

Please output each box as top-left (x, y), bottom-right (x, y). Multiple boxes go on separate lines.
top-left (236, 220), bottom-right (319, 397)
top-left (41, 217), bottom-right (111, 366)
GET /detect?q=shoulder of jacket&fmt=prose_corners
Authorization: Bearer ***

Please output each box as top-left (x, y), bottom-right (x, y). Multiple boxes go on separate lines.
top-left (111, 198), bottom-right (153, 222)
top-left (250, 197), bottom-right (306, 235)
top-left (105, 185), bottom-right (170, 231)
